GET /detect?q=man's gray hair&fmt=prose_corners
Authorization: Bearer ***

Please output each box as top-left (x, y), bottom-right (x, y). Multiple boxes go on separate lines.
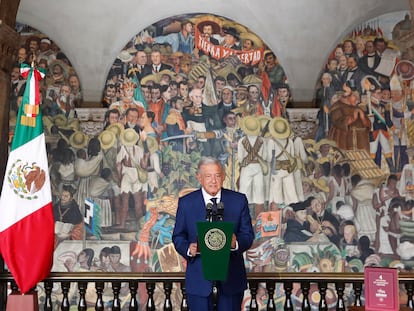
top-left (197, 156), bottom-right (223, 172)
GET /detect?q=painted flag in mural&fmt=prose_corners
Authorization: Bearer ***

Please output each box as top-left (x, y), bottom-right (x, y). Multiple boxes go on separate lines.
top-left (0, 63), bottom-right (54, 293)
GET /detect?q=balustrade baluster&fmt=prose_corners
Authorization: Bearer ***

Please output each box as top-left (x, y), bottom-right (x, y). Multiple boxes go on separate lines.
top-left (266, 280), bottom-right (276, 311)
top-left (284, 281), bottom-right (293, 311)
top-left (301, 282), bottom-right (310, 311)
top-left (353, 282), bottom-right (362, 306)
top-left (335, 282), bottom-right (345, 311)
top-left (44, 280), bottom-right (53, 311)
top-left (10, 281), bottom-right (18, 294)
top-left (112, 281), bottom-right (121, 311)
top-left (95, 281), bottom-right (104, 311)
top-left (163, 281), bottom-right (172, 311)
top-left (2, 272), bottom-right (414, 311)
top-left (78, 281), bottom-right (87, 311)
top-left (318, 281), bottom-right (327, 311)
top-left (61, 281), bottom-right (70, 311)
top-left (180, 281), bottom-right (188, 311)
top-left (248, 280), bottom-right (258, 311)
top-left (129, 280), bottom-right (138, 311)
top-left (406, 281), bottom-right (414, 309)
top-left (146, 282), bottom-right (156, 311)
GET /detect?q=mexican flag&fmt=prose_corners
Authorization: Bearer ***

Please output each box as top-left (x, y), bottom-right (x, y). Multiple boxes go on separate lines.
top-left (0, 63), bottom-right (54, 293)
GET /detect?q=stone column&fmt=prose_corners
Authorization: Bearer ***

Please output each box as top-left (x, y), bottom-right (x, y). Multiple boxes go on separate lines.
top-left (0, 21), bottom-right (19, 187)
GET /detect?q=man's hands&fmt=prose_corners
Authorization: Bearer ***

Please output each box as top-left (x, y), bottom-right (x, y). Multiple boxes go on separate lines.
top-left (188, 234), bottom-right (237, 257)
top-left (231, 233), bottom-right (237, 249)
top-left (189, 242), bottom-right (198, 256)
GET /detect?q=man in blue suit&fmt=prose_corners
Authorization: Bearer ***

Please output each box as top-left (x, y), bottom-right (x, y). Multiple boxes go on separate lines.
top-left (173, 156), bottom-right (254, 311)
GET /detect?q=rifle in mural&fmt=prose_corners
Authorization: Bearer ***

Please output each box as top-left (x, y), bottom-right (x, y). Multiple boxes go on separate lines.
top-left (395, 60), bottom-right (414, 170)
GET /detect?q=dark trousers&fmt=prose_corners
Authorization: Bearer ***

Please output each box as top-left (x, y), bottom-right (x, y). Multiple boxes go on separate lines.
top-left (187, 292), bottom-right (244, 311)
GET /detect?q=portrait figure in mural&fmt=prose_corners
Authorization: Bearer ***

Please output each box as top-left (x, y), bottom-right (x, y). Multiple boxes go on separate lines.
top-left (267, 117), bottom-right (299, 209)
top-left (365, 77), bottom-right (395, 172)
top-left (109, 78), bottom-right (145, 120)
top-left (359, 40), bottom-right (381, 76)
top-left (283, 198), bottom-right (314, 243)
top-left (37, 37), bottom-right (56, 65)
top-left (147, 19), bottom-right (195, 55)
top-left (194, 18), bottom-right (221, 59)
top-left (116, 128), bottom-right (149, 229)
top-left (238, 116), bottom-right (267, 219)
top-left (261, 50), bottom-right (285, 90)
top-left (328, 83), bottom-right (371, 152)
top-left (101, 81), bottom-right (118, 108)
top-left (315, 72), bottom-right (336, 142)
top-left (53, 185), bottom-right (83, 246)
top-left (219, 111), bottom-right (243, 191)
top-left (392, 61), bottom-right (414, 171)
top-left (309, 193), bottom-right (340, 246)
top-left (73, 136), bottom-right (104, 214)
top-left (165, 96), bottom-right (192, 153)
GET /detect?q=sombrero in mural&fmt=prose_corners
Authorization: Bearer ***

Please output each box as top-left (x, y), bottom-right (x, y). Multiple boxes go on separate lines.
top-left (53, 114), bottom-right (67, 127)
top-left (139, 136), bottom-right (159, 154)
top-left (195, 15), bottom-right (222, 34)
top-left (141, 74), bottom-right (160, 86)
top-left (98, 130), bottom-right (116, 150)
top-left (118, 50), bottom-right (133, 63)
top-left (106, 123), bottom-right (124, 137)
top-left (269, 117), bottom-right (291, 139)
top-left (313, 178), bottom-right (329, 193)
top-left (120, 128), bottom-right (139, 147)
top-left (60, 118), bottom-right (80, 131)
top-left (240, 116), bottom-right (260, 136)
top-left (157, 69), bottom-right (176, 80)
top-left (395, 60), bottom-right (414, 81)
top-left (314, 138), bottom-right (336, 151)
top-left (239, 32), bottom-right (263, 48)
top-left (69, 131), bottom-right (89, 149)
top-left (242, 74), bottom-right (262, 87)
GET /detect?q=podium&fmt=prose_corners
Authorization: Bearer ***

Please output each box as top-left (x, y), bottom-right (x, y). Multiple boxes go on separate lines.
top-left (196, 221), bottom-right (234, 281)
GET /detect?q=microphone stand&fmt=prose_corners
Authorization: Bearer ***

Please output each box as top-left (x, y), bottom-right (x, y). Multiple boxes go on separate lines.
top-left (205, 201), bottom-right (224, 310)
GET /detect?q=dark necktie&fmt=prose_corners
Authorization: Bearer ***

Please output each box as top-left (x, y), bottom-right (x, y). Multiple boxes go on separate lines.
top-left (210, 198), bottom-right (218, 219)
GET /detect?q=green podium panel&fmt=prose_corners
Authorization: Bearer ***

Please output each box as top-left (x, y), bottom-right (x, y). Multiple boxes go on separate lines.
top-left (197, 221), bottom-right (234, 281)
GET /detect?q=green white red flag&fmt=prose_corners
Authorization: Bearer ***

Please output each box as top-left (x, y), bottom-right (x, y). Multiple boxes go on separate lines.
top-left (0, 63), bottom-right (54, 293)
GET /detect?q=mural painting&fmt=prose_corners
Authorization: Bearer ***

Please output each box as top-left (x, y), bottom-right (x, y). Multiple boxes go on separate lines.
top-left (8, 10), bottom-right (414, 310)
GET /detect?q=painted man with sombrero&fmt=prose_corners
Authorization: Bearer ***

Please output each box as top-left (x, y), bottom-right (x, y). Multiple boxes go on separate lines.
top-left (237, 116), bottom-right (267, 219)
top-left (194, 17), bottom-right (221, 58)
top-left (267, 117), bottom-right (300, 209)
top-left (196, 18), bottom-right (221, 45)
top-left (116, 128), bottom-right (149, 229)
top-left (99, 129), bottom-right (123, 227)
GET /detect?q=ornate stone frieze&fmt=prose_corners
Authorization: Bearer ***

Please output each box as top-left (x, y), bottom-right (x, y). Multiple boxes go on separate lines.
top-left (0, 20), bottom-right (19, 72)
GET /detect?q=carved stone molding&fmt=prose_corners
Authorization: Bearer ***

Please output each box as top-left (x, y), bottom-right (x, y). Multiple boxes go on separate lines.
top-left (0, 0), bottom-right (20, 27)
top-left (0, 20), bottom-right (19, 73)
top-left (286, 108), bottom-right (319, 139)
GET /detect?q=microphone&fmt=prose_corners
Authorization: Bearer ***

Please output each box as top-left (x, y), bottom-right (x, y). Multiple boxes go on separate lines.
top-left (217, 202), bottom-right (224, 221)
top-left (206, 202), bottom-right (213, 222)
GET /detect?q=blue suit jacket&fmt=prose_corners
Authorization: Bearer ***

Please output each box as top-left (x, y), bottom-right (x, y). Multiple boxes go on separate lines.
top-left (172, 188), bottom-right (254, 297)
